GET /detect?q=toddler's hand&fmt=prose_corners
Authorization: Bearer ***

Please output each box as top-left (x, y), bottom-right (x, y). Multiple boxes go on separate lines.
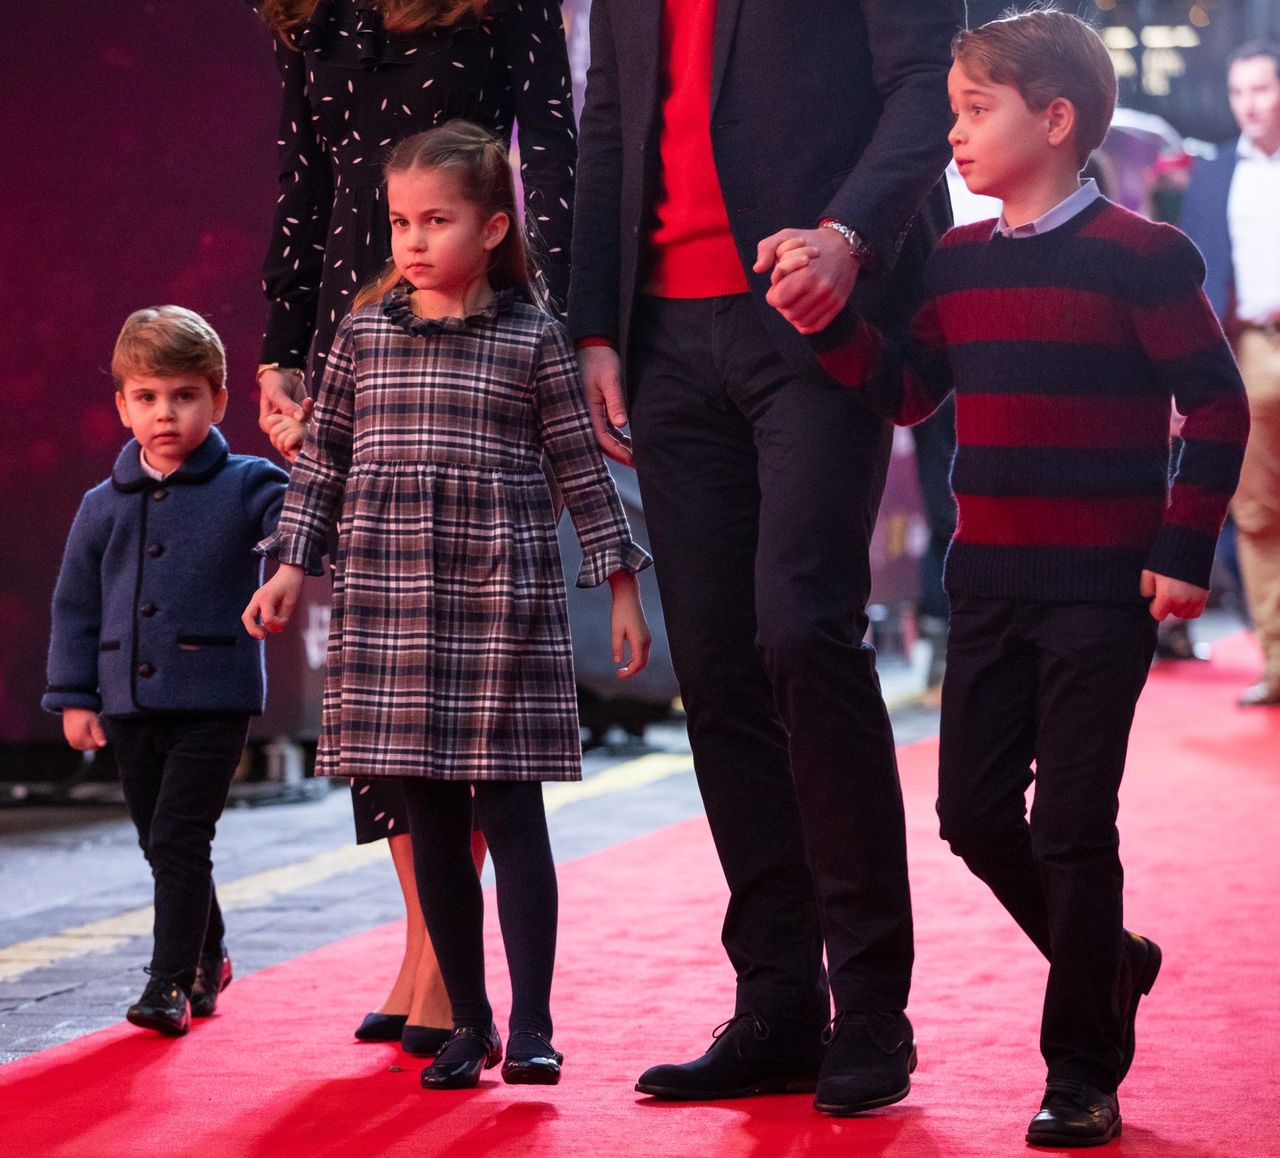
top-left (62, 708), bottom-right (106, 751)
top-left (243, 563), bottom-right (305, 638)
top-left (1140, 570), bottom-right (1209, 620)
top-left (608, 570), bottom-right (652, 679)
top-left (264, 410), bottom-right (311, 463)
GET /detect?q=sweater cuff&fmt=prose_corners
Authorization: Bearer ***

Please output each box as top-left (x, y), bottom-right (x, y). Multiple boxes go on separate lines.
top-left (1144, 523), bottom-right (1218, 590)
top-left (574, 336), bottom-right (617, 351)
top-left (576, 541), bottom-right (653, 589)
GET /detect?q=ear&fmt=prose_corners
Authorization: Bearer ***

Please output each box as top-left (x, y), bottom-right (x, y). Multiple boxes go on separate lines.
top-left (115, 392), bottom-right (131, 430)
top-left (1045, 96), bottom-right (1077, 150)
top-left (482, 210), bottom-right (510, 253)
top-left (210, 386), bottom-right (229, 424)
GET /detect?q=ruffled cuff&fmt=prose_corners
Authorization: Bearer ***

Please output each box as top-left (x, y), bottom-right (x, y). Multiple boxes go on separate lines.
top-left (256, 528), bottom-right (327, 577)
top-left (576, 540), bottom-right (653, 589)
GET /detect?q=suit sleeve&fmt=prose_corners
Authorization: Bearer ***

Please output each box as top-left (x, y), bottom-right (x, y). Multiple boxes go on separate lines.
top-left (567, 0), bottom-right (624, 344)
top-left (822, 1), bottom-right (960, 268)
top-left (44, 494), bottom-right (108, 714)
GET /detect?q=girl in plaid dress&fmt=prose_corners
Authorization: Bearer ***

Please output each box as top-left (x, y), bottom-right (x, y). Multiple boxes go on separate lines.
top-left (244, 122), bottom-right (652, 1088)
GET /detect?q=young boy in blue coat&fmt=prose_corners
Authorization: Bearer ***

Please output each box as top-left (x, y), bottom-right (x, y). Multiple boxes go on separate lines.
top-left (44, 306), bottom-right (288, 1035)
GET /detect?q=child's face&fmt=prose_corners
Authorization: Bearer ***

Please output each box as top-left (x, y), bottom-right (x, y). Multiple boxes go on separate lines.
top-left (947, 61), bottom-right (1066, 201)
top-left (115, 374), bottom-right (226, 474)
top-left (387, 167), bottom-right (509, 305)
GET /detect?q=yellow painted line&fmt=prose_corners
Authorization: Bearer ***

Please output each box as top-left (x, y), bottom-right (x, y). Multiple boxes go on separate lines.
top-left (0, 752), bottom-right (693, 984)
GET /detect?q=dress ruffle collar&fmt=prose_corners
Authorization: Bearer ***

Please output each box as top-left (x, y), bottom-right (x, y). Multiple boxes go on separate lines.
top-left (382, 286), bottom-right (515, 336)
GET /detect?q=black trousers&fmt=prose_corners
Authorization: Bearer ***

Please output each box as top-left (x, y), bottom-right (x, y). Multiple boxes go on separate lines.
top-left (103, 713), bottom-right (249, 992)
top-left (627, 294), bottom-right (912, 1021)
top-left (936, 597), bottom-right (1158, 1091)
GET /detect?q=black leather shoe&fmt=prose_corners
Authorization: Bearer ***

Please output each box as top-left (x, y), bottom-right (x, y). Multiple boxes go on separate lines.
top-left (502, 1031), bottom-right (564, 1085)
top-left (127, 974), bottom-right (191, 1036)
top-left (813, 1011), bottom-right (916, 1115)
top-left (635, 1013), bottom-right (823, 1100)
top-left (190, 943), bottom-right (232, 1018)
top-left (401, 1024), bottom-right (453, 1056)
top-left (420, 1025), bottom-right (503, 1090)
top-left (354, 1012), bottom-right (408, 1042)
top-left (1027, 1079), bottom-right (1121, 1147)
top-left (1117, 931), bottom-right (1161, 1083)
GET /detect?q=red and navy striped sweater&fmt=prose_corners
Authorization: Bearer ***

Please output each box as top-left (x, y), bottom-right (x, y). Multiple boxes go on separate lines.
top-left (817, 197), bottom-right (1250, 604)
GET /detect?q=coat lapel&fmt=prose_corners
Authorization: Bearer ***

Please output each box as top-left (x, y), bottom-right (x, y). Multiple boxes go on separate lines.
top-left (612, 0), bottom-right (663, 129)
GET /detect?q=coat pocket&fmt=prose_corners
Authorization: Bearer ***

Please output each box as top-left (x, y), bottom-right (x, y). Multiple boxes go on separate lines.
top-left (177, 635), bottom-right (237, 652)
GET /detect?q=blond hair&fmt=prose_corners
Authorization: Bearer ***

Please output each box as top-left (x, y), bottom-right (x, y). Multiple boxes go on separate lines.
top-left (112, 306), bottom-right (226, 393)
top-left (952, 6), bottom-right (1117, 167)
top-left (258, 0), bottom-right (485, 44)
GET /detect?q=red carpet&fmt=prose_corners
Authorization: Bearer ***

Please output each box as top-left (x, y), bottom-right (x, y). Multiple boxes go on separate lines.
top-left (2, 636), bottom-right (1276, 1156)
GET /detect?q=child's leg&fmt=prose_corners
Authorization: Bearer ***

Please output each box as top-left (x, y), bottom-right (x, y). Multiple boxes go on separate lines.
top-left (472, 781), bottom-right (557, 1040)
top-left (1029, 602), bottom-right (1156, 1092)
top-left (402, 780), bottom-right (493, 1029)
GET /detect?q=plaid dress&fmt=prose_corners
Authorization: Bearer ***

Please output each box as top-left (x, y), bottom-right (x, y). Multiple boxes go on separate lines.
top-left (259, 289), bottom-right (650, 782)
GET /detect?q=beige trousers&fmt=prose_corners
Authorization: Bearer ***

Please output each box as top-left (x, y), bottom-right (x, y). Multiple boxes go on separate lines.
top-left (1231, 328), bottom-right (1280, 685)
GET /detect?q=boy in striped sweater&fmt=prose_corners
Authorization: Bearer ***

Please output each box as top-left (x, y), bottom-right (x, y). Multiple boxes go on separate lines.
top-left (772, 8), bottom-right (1250, 1148)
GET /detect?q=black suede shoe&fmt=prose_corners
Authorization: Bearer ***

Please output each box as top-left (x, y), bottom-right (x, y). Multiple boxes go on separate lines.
top-left (354, 1012), bottom-right (408, 1042)
top-left (401, 1024), bottom-right (453, 1056)
top-left (1027, 1080), bottom-right (1121, 1147)
top-left (635, 1013), bottom-right (823, 1100)
top-left (190, 943), bottom-right (233, 1018)
top-left (420, 1025), bottom-right (503, 1090)
top-left (813, 1011), bottom-right (916, 1115)
top-left (127, 974), bottom-right (191, 1037)
top-left (1118, 931), bottom-right (1161, 1083)
top-left (502, 1031), bottom-right (564, 1085)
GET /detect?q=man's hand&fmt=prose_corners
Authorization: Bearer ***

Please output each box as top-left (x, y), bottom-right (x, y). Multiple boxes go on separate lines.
top-left (754, 226), bottom-right (861, 335)
top-left (1141, 570), bottom-right (1209, 621)
top-left (577, 344), bottom-right (633, 467)
top-left (63, 708), bottom-right (106, 751)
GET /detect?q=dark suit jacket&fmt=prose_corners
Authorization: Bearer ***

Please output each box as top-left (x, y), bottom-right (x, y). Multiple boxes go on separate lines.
top-left (568, 0), bottom-right (960, 381)
top-left (1179, 146), bottom-right (1238, 325)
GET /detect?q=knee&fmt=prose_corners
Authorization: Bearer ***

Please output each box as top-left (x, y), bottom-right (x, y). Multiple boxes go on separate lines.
top-left (937, 795), bottom-right (1023, 865)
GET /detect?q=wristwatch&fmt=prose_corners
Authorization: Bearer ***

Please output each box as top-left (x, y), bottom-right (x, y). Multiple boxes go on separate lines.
top-left (819, 219), bottom-right (880, 271)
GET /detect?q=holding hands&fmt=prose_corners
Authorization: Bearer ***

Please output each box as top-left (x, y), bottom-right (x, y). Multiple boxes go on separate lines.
top-left (257, 366), bottom-right (313, 462)
top-left (754, 225), bottom-right (861, 335)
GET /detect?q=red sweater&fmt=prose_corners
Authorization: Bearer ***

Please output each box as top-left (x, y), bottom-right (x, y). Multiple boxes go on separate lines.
top-left (644, 0), bottom-right (747, 298)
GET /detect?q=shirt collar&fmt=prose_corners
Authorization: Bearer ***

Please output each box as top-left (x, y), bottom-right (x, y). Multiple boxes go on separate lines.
top-left (138, 449), bottom-right (171, 481)
top-left (995, 179), bottom-right (1102, 239)
top-left (1236, 134), bottom-right (1280, 163)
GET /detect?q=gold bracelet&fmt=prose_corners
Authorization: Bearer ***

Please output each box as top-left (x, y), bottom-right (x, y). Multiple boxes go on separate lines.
top-left (255, 362), bottom-right (304, 384)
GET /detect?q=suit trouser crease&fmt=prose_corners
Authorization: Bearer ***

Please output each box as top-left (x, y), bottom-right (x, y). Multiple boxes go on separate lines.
top-left (627, 295), bottom-right (912, 1019)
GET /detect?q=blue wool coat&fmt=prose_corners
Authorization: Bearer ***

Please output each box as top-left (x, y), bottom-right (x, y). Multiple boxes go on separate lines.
top-left (44, 429), bottom-right (288, 718)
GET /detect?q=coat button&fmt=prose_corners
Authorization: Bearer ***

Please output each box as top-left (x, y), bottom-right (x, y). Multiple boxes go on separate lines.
top-left (139, 602), bottom-right (158, 617)
top-left (146, 544), bottom-right (164, 558)
top-left (151, 488), bottom-right (168, 502)
top-left (137, 662), bottom-right (155, 678)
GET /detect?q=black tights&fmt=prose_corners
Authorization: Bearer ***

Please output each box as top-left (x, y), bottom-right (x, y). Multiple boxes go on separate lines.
top-left (402, 780), bottom-right (557, 1039)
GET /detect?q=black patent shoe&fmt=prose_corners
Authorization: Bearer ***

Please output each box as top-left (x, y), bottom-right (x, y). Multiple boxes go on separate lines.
top-left (1118, 931), bottom-right (1161, 1083)
top-left (354, 1012), bottom-right (408, 1042)
top-left (401, 1024), bottom-right (453, 1056)
top-left (635, 1013), bottom-right (823, 1100)
top-left (127, 973), bottom-right (191, 1037)
top-left (420, 1025), bottom-right (503, 1090)
top-left (1027, 1080), bottom-right (1121, 1147)
top-left (502, 1031), bottom-right (564, 1085)
top-left (190, 943), bottom-right (233, 1018)
top-left (813, 1011), bottom-right (916, 1115)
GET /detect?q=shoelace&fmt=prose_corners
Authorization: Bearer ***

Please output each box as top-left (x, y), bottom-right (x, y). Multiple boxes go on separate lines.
top-left (710, 1013), bottom-right (770, 1044)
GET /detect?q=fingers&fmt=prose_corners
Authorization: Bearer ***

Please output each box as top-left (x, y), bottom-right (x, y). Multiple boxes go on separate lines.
top-left (753, 228), bottom-right (804, 274)
top-left (88, 714), bottom-right (107, 749)
top-left (616, 629), bottom-right (653, 678)
top-left (1139, 570), bottom-right (1156, 598)
top-left (583, 366), bottom-right (634, 467)
top-left (242, 596), bottom-right (267, 639)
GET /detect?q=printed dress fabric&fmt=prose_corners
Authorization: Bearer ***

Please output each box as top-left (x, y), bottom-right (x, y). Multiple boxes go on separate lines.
top-left (258, 0), bottom-right (577, 376)
top-left (258, 290), bottom-right (650, 783)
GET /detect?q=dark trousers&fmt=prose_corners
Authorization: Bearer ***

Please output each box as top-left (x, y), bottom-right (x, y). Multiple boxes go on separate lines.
top-left (936, 597), bottom-right (1158, 1090)
top-left (402, 780), bottom-right (558, 1038)
top-left (627, 294), bottom-right (912, 1021)
top-left (103, 713), bottom-right (249, 992)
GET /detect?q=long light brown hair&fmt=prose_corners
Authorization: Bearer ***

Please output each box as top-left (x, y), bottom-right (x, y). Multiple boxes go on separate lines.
top-left (258, 1), bottom-right (485, 44)
top-left (353, 121), bottom-right (547, 314)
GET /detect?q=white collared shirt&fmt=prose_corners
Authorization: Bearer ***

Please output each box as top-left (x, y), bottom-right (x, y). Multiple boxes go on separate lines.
top-left (995, 179), bottom-right (1103, 239)
top-left (138, 449), bottom-right (172, 481)
top-left (1227, 135), bottom-right (1280, 325)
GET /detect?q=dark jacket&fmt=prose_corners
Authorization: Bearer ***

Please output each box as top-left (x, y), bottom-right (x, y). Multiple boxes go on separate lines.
top-left (568, 0), bottom-right (960, 380)
top-left (44, 429), bottom-right (288, 718)
top-left (1178, 145), bottom-right (1238, 325)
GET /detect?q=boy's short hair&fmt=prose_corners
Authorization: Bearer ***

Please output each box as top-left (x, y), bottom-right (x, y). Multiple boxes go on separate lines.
top-left (112, 306), bottom-right (226, 392)
top-left (952, 6), bottom-right (1118, 167)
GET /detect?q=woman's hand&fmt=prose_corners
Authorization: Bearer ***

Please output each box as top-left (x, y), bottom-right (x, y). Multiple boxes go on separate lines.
top-left (608, 569), bottom-right (652, 678)
top-left (243, 563), bottom-right (306, 639)
top-left (258, 367), bottom-right (312, 458)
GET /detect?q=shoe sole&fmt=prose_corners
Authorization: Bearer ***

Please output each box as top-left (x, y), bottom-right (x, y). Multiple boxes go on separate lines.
top-left (812, 1045), bottom-right (918, 1116)
top-left (126, 1010), bottom-right (189, 1037)
top-left (635, 1074), bottom-right (819, 1100)
top-left (503, 1065), bottom-right (562, 1086)
top-left (1027, 1116), bottom-right (1122, 1148)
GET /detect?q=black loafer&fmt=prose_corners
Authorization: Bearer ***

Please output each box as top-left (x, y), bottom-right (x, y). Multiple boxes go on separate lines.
top-left (420, 1025), bottom-right (503, 1090)
top-left (1118, 931), bottom-right (1161, 1083)
top-left (635, 1013), bottom-right (823, 1100)
top-left (401, 1024), bottom-right (453, 1056)
top-left (127, 975), bottom-right (191, 1037)
top-left (190, 943), bottom-right (233, 1018)
top-left (502, 1031), bottom-right (563, 1085)
top-left (1027, 1079), bottom-right (1120, 1147)
top-left (354, 1012), bottom-right (408, 1042)
top-left (813, 1011), bottom-right (916, 1115)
